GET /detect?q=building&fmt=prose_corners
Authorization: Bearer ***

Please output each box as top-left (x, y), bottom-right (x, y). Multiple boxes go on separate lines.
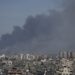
top-left (8, 68), bottom-right (22, 75)
top-left (57, 66), bottom-right (72, 75)
top-left (0, 54), bottom-right (6, 59)
top-left (62, 66), bottom-right (72, 75)
top-left (57, 57), bottom-right (73, 75)
top-left (26, 54), bottom-right (35, 60)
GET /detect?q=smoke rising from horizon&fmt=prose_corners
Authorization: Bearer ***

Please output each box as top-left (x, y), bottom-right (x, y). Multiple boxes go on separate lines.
top-left (0, 0), bottom-right (75, 54)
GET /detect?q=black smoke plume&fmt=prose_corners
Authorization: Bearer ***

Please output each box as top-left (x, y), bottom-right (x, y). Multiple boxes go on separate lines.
top-left (0, 0), bottom-right (75, 54)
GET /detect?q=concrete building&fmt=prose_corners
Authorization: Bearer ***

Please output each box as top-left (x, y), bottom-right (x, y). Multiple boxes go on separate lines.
top-left (8, 68), bottom-right (22, 75)
top-left (61, 67), bottom-right (72, 75)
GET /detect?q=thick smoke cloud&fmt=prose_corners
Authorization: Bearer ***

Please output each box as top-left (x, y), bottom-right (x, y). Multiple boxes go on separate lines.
top-left (0, 0), bottom-right (75, 54)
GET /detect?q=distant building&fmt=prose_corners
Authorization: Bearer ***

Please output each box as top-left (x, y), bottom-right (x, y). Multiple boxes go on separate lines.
top-left (8, 67), bottom-right (22, 75)
top-left (2, 60), bottom-right (12, 66)
top-left (57, 57), bottom-right (73, 75)
top-left (62, 67), bottom-right (72, 75)
top-left (26, 54), bottom-right (35, 60)
top-left (57, 66), bottom-right (73, 75)
top-left (0, 54), bottom-right (6, 59)
top-left (20, 54), bottom-right (24, 60)
top-left (59, 51), bottom-right (74, 59)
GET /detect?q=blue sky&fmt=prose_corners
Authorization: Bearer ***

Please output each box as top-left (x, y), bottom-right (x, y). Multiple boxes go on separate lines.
top-left (0, 0), bottom-right (62, 36)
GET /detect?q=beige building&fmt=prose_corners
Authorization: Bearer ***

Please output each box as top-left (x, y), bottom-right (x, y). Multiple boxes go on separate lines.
top-left (61, 67), bottom-right (72, 75)
top-left (57, 58), bottom-right (73, 75)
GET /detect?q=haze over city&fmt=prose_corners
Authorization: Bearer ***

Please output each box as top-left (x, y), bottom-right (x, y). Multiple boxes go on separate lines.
top-left (0, 1), bottom-right (75, 75)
